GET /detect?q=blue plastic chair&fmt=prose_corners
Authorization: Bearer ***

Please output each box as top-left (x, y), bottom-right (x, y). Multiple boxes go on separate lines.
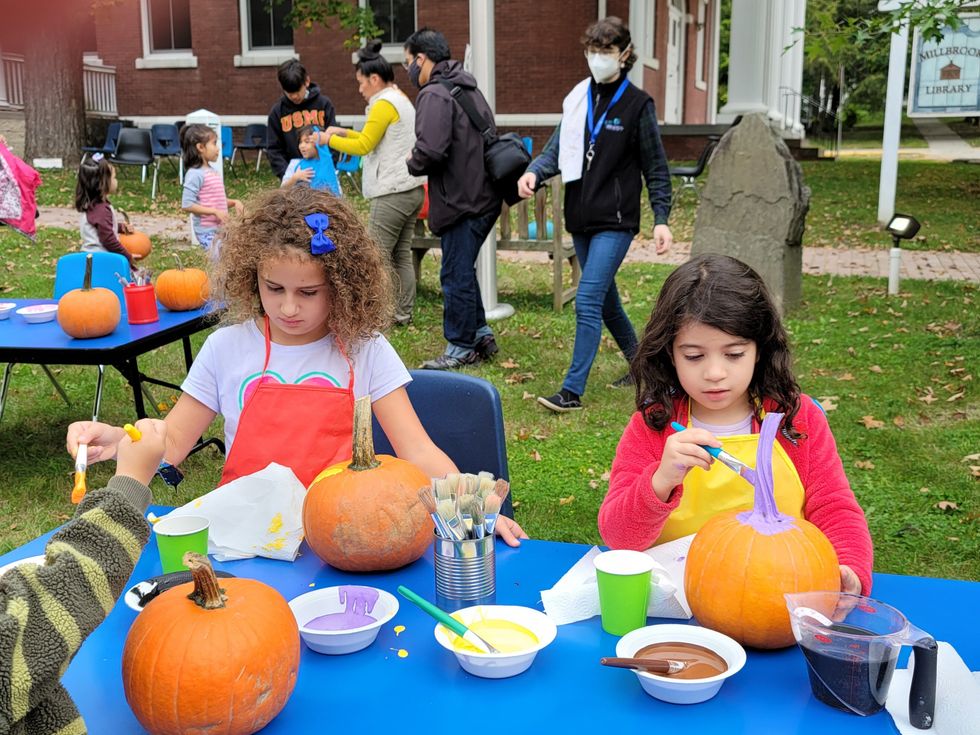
top-left (371, 370), bottom-right (515, 518)
top-left (336, 153), bottom-right (361, 192)
top-left (522, 136), bottom-right (533, 155)
top-left (151, 123), bottom-right (182, 181)
top-left (82, 121), bottom-right (122, 162)
top-left (54, 252), bottom-right (129, 306)
top-left (231, 123), bottom-right (268, 172)
top-left (221, 125), bottom-right (237, 175)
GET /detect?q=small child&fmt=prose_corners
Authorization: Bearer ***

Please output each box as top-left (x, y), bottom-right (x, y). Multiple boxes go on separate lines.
top-left (74, 154), bottom-right (135, 268)
top-left (68, 186), bottom-right (528, 546)
top-left (1, 418), bottom-right (165, 734)
top-left (281, 125), bottom-right (342, 196)
top-left (180, 124), bottom-right (243, 250)
top-left (600, 254), bottom-right (873, 595)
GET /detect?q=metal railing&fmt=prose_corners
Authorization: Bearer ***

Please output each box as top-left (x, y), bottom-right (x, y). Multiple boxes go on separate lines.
top-left (780, 86), bottom-right (841, 159)
top-left (1, 53), bottom-right (117, 116)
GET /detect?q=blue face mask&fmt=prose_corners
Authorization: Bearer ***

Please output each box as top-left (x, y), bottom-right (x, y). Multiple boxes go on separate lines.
top-left (408, 59), bottom-right (423, 88)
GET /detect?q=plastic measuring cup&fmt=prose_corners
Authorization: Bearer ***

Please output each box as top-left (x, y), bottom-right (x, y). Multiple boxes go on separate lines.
top-left (785, 591), bottom-right (937, 728)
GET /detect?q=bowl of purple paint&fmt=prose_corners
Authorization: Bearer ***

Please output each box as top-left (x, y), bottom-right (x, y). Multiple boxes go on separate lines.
top-left (288, 585), bottom-right (399, 655)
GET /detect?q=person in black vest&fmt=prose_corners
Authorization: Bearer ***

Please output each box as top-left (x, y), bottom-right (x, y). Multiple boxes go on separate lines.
top-left (518, 17), bottom-right (673, 412)
top-left (404, 28), bottom-right (502, 370)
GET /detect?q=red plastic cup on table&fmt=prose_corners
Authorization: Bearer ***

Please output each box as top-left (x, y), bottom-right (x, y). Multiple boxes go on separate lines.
top-left (124, 284), bottom-right (159, 324)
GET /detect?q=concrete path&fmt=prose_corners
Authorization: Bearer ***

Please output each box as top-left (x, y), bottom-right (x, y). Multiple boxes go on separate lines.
top-left (912, 117), bottom-right (980, 162)
top-left (37, 205), bottom-right (980, 283)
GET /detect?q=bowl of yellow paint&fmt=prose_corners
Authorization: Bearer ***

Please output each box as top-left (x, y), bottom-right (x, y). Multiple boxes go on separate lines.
top-left (433, 605), bottom-right (558, 679)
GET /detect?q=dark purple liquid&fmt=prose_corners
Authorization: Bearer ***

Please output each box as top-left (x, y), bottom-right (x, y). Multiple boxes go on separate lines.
top-left (798, 623), bottom-right (898, 716)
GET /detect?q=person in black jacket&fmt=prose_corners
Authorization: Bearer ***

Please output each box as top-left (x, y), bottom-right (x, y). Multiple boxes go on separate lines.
top-left (518, 17), bottom-right (673, 412)
top-left (404, 28), bottom-right (502, 370)
top-left (266, 59), bottom-right (338, 179)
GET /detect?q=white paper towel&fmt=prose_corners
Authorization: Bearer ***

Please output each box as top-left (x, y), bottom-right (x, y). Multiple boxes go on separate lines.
top-left (885, 641), bottom-right (980, 735)
top-left (539, 534), bottom-right (695, 625)
top-left (163, 463), bottom-right (308, 562)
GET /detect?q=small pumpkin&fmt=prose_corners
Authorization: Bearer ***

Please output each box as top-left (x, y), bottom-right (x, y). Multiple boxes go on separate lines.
top-left (119, 230), bottom-right (152, 259)
top-left (57, 253), bottom-right (121, 338)
top-left (683, 413), bottom-right (840, 649)
top-left (156, 254), bottom-right (209, 311)
top-left (122, 552), bottom-right (300, 735)
top-left (303, 396), bottom-right (432, 571)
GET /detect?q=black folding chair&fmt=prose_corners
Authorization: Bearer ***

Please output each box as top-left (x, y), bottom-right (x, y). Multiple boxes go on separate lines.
top-left (231, 123), bottom-right (268, 172)
top-left (81, 121), bottom-right (121, 162)
top-left (110, 128), bottom-right (160, 199)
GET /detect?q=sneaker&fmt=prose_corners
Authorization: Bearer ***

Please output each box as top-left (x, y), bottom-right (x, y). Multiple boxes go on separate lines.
top-left (537, 389), bottom-right (583, 412)
top-left (476, 334), bottom-right (499, 360)
top-left (420, 351), bottom-right (481, 370)
top-left (610, 373), bottom-right (634, 388)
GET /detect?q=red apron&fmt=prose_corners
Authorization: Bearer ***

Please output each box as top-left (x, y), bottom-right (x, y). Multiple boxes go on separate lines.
top-left (219, 317), bottom-right (355, 488)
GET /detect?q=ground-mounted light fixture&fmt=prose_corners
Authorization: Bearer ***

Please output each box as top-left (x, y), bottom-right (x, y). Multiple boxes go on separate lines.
top-left (885, 212), bottom-right (920, 295)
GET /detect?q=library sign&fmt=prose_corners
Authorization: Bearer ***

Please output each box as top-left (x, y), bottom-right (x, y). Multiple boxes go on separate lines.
top-left (908, 15), bottom-right (980, 117)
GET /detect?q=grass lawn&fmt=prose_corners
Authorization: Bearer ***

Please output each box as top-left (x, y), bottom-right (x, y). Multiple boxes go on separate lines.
top-left (837, 114), bottom-right (929, 149)
top-left (0, 226), bottom-right (977, 583)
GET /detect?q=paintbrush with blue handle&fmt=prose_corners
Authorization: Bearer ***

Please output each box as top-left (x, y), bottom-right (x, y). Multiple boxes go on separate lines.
top-left (670, 421), bottom-right (757, 485)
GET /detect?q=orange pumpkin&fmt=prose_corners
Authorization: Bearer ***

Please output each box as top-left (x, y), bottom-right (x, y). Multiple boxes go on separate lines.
top-left (156, 254), bottom-right (209, 311)
top-left (683, 414), bottom-right (840, 649)
top-left (122, 553), bottom-right (299, 735)
top-left (57, 253), bottom-right (121, 338)
top-left (119, 230), bottom-right (152, 259)
top-left (304, 396), bottom-right (432, 571)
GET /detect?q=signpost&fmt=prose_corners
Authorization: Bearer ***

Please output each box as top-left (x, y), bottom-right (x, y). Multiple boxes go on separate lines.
top-left (907, 15), bottom-right (980, 117)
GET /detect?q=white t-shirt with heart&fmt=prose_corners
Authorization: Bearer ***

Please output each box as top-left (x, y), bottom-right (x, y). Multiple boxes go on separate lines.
top-left (181, 319), bottom-right (410, 453)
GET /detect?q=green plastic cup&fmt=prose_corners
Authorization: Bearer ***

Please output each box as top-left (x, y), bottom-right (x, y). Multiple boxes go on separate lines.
top-left (153, 515), bottom-right (209, 574)
top-left (593, 549), bottom-right (656, 636)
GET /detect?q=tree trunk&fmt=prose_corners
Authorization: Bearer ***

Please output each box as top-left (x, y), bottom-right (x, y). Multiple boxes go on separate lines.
top-left (22, 0), bottom-right (87, 167)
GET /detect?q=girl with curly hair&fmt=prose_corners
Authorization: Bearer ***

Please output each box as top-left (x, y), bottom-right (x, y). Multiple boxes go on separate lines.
top-left (599, 254), bottom-right (872, 594)
top-left (67, 186), bottom-right (527, 545)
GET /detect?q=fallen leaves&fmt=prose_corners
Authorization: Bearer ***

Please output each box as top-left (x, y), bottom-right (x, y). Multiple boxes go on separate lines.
top-left (860, 415), bottom-right (884, 429)
top-left (530, 450), bottom-right (541, 461)
top-left (558, 495), bottom-right (574, 506)
top-left (854, 460), bottom-right (876, 470)
top-left (868, 365), bottom-right (883, 374)
top-left (816, 396), bottom-right (839, 411)
top-left (934, 500), bottom-right (959, 512)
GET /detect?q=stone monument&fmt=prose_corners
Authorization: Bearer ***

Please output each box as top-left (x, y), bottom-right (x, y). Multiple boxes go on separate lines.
top-left (691, 113), bottom-right (810, 314)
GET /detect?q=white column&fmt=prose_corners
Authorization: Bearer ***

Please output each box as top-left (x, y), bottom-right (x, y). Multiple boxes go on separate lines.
top-left (469, 0), bottom-right (514, 320)
top-left (877, 21), bottom-right (909, 224)
top-left (789, 0), bottom-right (807, 134)
top-left (598, 0), bottom-right (607, 20)
top-left (718, 0), bottom-right (770, 120)
top-left (708, 0), bottom-right (721, 123)
top-left (0, 44), bottom-right (7, 107)
top-left (628, 0), bottom-right (647, 88)
top-left (766, 0), bottom-right (785, 125)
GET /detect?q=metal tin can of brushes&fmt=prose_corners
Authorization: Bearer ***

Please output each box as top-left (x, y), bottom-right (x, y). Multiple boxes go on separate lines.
top-left (433, 532), bottom-right (495, 612)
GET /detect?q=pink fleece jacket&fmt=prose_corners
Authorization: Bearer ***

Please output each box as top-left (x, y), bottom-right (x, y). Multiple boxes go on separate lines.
top-left (0, 142), bottom-right (41, 239)
top-left (599, 395), bottom-right (874, 594)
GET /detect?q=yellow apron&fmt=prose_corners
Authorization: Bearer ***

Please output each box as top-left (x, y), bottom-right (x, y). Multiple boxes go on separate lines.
top-left (657, 419), bottom-right (806, 544)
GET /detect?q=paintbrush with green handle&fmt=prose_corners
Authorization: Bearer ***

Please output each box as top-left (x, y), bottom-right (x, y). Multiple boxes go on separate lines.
top-left (397, 585), bottom-right (500, 653)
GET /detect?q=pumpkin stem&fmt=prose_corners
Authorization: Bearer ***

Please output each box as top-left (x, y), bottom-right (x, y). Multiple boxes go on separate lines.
top-left (83, 253), bottom-right (94, 291)
top-left (348, 395), bottom-right (380, 471)
top-left (183, 551), bottom-right (227, 609)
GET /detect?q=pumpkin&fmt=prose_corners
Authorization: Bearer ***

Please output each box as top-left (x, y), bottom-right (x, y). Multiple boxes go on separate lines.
top-left (303, 395), bottom-right (432, 571)
top-left (119, 230), bottom-right (152, 259)
top-left (122, 552), bottom-right (300, 735)
top-left (156, 254), bottom-right (209, 311)
top-left (683, 412), bottom-right (840, 649)
top-left (57, 253), bottom-right (121, 338)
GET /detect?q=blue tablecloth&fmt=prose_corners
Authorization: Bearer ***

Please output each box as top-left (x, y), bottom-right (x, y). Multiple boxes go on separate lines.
top-left (1, 511), bottom-right (977, 733)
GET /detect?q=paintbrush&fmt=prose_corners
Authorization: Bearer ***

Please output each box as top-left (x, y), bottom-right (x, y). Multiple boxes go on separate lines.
top-left (600, 657), bottom-right (688, 675)
top-left (459, 494), bottom-right (485, 539)
top-left (434, 478), bottom-right (465, 541)
top-left (670, 421), bottom-right (758, 485)
top-left (483, 491), bottom-right (502, 536)
top-left (71, 444), bottom-right (88, 504)
top-left (417, 486), bottom-right (453, 538)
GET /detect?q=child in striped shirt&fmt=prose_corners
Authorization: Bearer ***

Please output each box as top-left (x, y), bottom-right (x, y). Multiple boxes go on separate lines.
top-left (180, 124), bottom-right (243, 250)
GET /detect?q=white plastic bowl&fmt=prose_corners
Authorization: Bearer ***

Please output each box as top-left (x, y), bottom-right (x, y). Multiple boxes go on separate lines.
top-left (16, 304), bottom-right (58, 324)
top-left (0, 302), bottom-right (16, 320)
top-left (289, 586), bottom-right (398, 655)
top-left (433, 605), bottom-right (558, 679)
top-left (615, 624), bottom-right (746, 704)
top-left (0, 554), bottom-right (46, 577)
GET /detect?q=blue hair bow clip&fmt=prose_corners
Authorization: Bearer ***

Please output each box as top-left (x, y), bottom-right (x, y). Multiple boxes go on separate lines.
top-left (304, 212), bottom-right (336, 255)
top-left (92, 152), bottom-right (104, 162)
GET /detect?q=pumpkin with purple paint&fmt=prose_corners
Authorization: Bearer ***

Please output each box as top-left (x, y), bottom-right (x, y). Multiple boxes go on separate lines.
top-left (683, 413), bottom-right (840, 649)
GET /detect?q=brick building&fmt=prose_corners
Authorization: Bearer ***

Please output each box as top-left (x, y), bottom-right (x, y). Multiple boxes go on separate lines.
top-left (1, 0), bottom-right (722, 156)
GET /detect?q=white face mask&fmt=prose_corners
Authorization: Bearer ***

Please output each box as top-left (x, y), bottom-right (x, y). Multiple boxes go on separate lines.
top-left (586, 52), bottom-right (622, 83)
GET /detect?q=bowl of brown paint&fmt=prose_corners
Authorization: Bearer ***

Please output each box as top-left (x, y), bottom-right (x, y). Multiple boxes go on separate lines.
top-left (614, 624), bottom-right (746, 704)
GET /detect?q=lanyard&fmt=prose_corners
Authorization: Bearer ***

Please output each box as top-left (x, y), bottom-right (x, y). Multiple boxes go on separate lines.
top-left (585, 77), bottom-right (629, 171)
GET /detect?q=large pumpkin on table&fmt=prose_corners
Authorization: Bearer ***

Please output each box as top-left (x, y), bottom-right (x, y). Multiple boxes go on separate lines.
top-left (156, 254), bottom-right (209, 311)
top-left (122, 553), bottom-right (299, 735)
top-left (684, 413), bottom-right (840, 649)
top-left (57, 253), bottom-right (121, 338)
top-left (303, 396), bottom-right (432, 571)
top-left (119, 230), bottom-right (152, 259)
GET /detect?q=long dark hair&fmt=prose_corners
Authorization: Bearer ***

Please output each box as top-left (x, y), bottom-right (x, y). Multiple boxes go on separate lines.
top-left (74, 157), bottom-right (113, 212)
top-left (180, 123), bottom-right (215, 170)
top-left (630, 254), bottom-right (802, 437)
top-left (356, 39), bottom-right (394, 83)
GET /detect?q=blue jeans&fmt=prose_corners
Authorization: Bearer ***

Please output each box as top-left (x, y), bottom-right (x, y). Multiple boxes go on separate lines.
top-left (439, 210), bottom-right (499, 356)
top-left (562, 230), bottom-right (638, 396)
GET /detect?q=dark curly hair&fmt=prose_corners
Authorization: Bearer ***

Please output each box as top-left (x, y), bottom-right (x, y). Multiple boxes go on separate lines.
top-left (582, 17), bottom-right (637, 72)
top-left (630, 254), bottom-right (803, 438)
top-left (212, 186), bottom-right (394, 349)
